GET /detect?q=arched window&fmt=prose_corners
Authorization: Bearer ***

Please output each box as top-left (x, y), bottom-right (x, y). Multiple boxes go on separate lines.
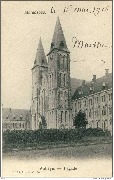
top-left (52, 111), bottom-right (53, 120)
top-left (63, 56), bottom-right (65, 69)
top-left (58, 54), bottom-right (61, 69)
top-left (63, 56), bottom-right (66, 69)
top-left (41, 97), bottom-right (43, 114)
top-left (97, 121), bottom-right (99, 128)
top-left (61, 111), bottom-right (63, 122)
top-left (50, 74), bottom-right (51, 89)
top-left (52, 91), bottom-right (53, 108)
top-left (52, 73), bottom-right (53, 88)
top-left (58, 92), bottom-right (60, 104)
top-left (65, 111), bottom-right (67, 122)
top-left (60, 73), bottom-right (62, 86)
top-left (64, 91), bottom-right (68, 108)
top-left (63, 74), bottom-right (66, 86)
top-left (104, 122), bottom-right (106, 130)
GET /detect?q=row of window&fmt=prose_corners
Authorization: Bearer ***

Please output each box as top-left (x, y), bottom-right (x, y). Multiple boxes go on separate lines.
top-left (48, 111), bottom-right (68, 123)
top-left (96, 121), bottom-right (107, 129)
top-left (79, 106), bottom-right (112, 119)
top-left (49, 54), bottom-right (68, 71)
top-left (59, 73), bottom-right (67, 87)
top-left (87, 106), bottom-right (112, 118)
top-left (49, 73), bottom-right (67, 89)
top-left (88, 121), bottom-right (111, 129)
top-left (3, 123), bottom-right (25, 129)
top-left (75, 93), bottom-right (112, 108)
top-left (102, 106), bottom-right (112, 116)
top-left (6, 115), bottom-right (23, 120)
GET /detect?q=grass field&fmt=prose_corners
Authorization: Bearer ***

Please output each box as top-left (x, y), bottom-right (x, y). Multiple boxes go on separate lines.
top-left (3, 141), bottom-right (112, 160)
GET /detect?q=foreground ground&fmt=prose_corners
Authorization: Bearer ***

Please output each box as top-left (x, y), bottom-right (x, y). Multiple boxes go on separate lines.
top-left (2, 142), bottom-right (112, 177)
top-left (3, 142), bottom-right (112, 160)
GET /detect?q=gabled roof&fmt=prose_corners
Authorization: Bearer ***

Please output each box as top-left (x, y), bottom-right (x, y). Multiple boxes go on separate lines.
top-left (49, 17), bottom-right (69, 54)
top-left (72, 73), bottom-right (112, 100)
top-left (34, 37), bottom-right (47, 67)
top-left (2, 108), bottom-right (31, 122)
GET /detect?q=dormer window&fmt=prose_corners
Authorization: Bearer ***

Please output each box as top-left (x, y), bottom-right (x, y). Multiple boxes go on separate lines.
top-left (13, 115), bottom-right (16, 119)
top-left (90, 87), bottom-right (92, 92)
top-left (20, 115), bottom-right (23, 119)
top-left (60, 41), bottom-right (64, 48)
top-left (6, 115), bottom-right (8, 119)
top-left (102, 82), bottom-right (105, 87)
top-left (79, 90), bottom-right (82, 95)
top-left (102, 82), bottom-right (106, 90)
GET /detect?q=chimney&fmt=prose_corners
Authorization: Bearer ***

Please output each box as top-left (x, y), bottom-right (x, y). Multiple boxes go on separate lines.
top-left (105, 69), bottom-right (109, 76)
top-left (92, 75), bottom-right (96, 83)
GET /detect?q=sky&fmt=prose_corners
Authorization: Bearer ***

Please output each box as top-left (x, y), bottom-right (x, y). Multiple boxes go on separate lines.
top-left (1, 1), bottom-right (112, 109)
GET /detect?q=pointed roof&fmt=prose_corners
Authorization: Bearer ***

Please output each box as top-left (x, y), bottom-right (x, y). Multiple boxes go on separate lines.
top-left (49, 17), bottom-right (69, 54)
top-left (34, 37), bottom-right (47, 67)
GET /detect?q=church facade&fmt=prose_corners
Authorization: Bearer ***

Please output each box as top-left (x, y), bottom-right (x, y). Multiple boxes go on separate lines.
top-left (31, 17), bottom-right (72, 130)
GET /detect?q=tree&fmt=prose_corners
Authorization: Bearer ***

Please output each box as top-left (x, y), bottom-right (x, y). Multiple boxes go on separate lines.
top-left (73, 110), bottom-right (88, 131)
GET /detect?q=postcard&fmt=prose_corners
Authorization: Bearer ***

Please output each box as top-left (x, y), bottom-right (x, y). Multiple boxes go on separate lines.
top-left (1, 1), bottom-right (112, 178)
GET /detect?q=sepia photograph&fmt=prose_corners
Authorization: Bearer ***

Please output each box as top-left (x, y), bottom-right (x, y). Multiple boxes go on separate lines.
top-left (1, 0), bottom-right (112, 178)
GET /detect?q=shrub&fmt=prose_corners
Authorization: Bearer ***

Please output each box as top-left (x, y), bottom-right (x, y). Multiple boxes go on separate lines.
top-left (82, 128), bottom-right (111, 137)
top-left (2, 128), bottom-right (111, 148)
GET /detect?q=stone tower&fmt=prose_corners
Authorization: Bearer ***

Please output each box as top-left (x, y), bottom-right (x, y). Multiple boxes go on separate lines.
top-left (31, 38), bottom-right (48, 130)
top-left (47, 17), bottom-right (72, 129)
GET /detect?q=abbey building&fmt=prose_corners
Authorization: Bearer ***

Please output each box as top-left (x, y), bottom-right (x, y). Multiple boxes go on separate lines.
top-left (31, 17), bottom-right (112, 133)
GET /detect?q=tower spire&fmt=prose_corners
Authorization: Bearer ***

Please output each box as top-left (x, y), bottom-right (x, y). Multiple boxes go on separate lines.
top-left (35, 37), bottom-right (47, 66)
top-left (49, 17), bottom-right (69, 53)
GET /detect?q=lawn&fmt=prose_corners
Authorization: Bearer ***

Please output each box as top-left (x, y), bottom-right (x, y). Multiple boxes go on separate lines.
top-left (3, 139), bottom-right (112, 160)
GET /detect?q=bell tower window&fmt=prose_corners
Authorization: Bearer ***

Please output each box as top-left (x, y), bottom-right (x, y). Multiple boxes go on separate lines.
top-left (60, 41), bottom-right (64, 48)
top-left (51, 43), bottom-right (54, 49)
